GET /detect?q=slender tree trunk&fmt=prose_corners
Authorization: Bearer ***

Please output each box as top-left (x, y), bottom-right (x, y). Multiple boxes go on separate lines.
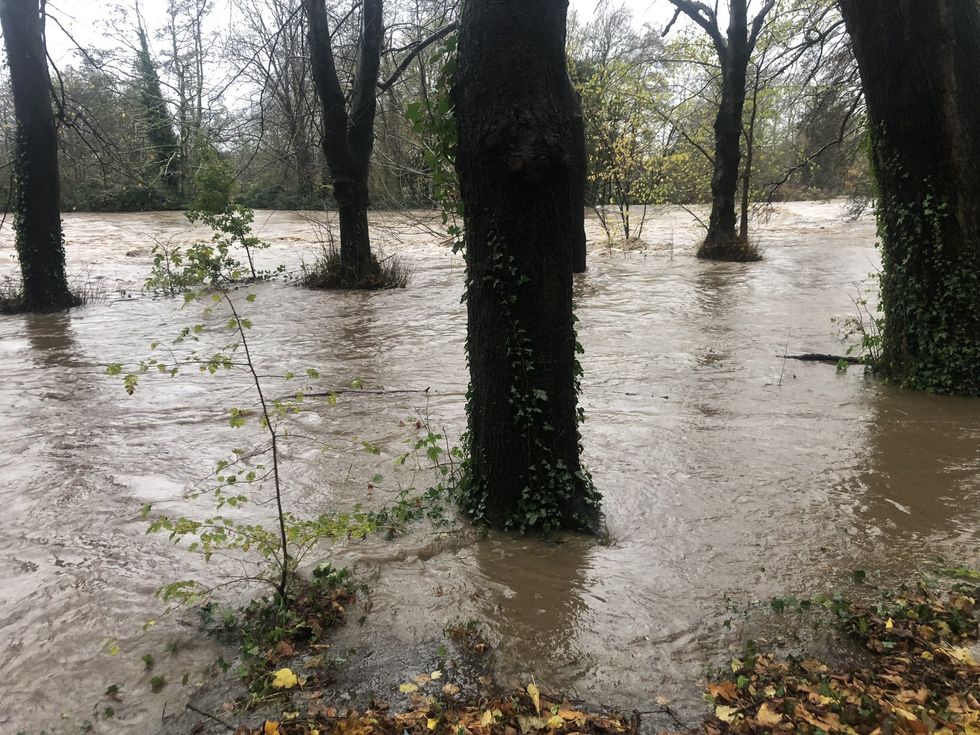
top-left (304, 0), bottom-right (382, 285)
top-left (570, 80), bottom-right (587, 273)
top-left (702, 49), bottom-right (750, 258)
top-left (0, 0), bottom-right (74, 311)
top-left (740, 61), bottom-right (762, 242)
top-left (667, 0), bottom-right (772, 261)
top-left (455, 0), bottom-right (599, 532)
top-left (838, 0), bottom-right (980, 395)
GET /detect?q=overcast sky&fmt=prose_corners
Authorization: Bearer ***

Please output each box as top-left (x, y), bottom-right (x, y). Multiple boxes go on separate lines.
top-left (38, 0), bottom-right (674, 66)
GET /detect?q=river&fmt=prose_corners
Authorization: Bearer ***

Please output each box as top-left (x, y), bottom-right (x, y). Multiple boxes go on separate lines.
top-left (0, 203), bottom-right (977, 733)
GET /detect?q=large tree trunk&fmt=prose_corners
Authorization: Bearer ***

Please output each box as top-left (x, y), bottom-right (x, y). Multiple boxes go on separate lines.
top-left (838, 0), bottom-right (980, 396)
top-left (0, 0), bottom-right (74, 311)
top-left (455, 0), bottom-right (599, 532)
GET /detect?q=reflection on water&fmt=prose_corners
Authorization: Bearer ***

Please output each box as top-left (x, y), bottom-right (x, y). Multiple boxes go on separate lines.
top-left (0, 203), bottom-right (977, 733)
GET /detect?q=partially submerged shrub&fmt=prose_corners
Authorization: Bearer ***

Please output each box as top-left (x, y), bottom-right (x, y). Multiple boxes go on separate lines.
top-left (300, 244), bottom-right (410, 290)
top-left (696, 234), bottom-right (763, 262)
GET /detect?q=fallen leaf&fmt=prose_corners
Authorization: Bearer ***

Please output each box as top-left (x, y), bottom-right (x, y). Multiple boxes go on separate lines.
top-left (399, 682), bottom-right (419, 693)
top-left (481, 711), bottom-right (494, 727)
top-left (264, 721), bottom-right (281, 735)
top-left (430, 670), bottom-right (443, 680)
top-left (714, 706), bottom-right (738, 723)
top-left (527, 682), bottom-right (541, 714)
top-left (707, 681), bottom-right (737, 702)
top-left (547, 715), bottom-right (564, 729)
top-left (443, 683), bottom-right (461, 696)
top-left (755, 703), bottom-right (782, 726)
top-left (939, 645), bottom-right (977, 665)
top-left (270, 668), bottom-right (298, 690)
top-left (427, 718), bottom-right (439, 731)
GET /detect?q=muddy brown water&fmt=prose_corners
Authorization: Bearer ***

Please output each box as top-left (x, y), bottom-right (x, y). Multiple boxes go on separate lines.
top-left (0, 203), bottom-right (977, 733)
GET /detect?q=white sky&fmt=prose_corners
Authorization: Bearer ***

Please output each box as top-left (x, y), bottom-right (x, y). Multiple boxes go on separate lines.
top-left (36, 0), bottom-right (676, 67)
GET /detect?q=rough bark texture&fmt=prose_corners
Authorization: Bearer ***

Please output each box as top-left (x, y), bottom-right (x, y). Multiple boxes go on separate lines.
top-left (455, 0), bottom-right (598, 532)
top-left (0, 0), bottom-right (74, 311)
top-left (838, 0), bottom-right (980, 395)
top-left (304, 0), bottom-right (382, 285)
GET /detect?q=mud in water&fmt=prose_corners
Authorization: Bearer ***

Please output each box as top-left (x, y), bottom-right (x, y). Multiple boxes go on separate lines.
top-left (0, 203), bottom-right (977, 733)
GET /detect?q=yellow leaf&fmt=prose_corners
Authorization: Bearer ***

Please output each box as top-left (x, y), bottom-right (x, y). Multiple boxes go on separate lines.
top-left (715, 706), bottom-right (739, 723)
top-left (264, 722), bottom-right (281, 735)
top-left (481, 710), bottom-right (494, 727)
top-left (527, 682), bottom-right (541, 714)
top-left (921, 651), bottom-right (934, 661)
top-left (399, 682), bottom-right (419, 693)
top-left (430, 670), bottom-right (443, 680)
top-left (939, 645), bottom-right (977, 665)
top-left (547, 715), bottom-right (564, 729)
top-left (271, 668), bottom-right (298, 690)
top-left (427, 718), bottom-right (439, 731)
top-left (756, 703), bottom-right (782, 726)
top-left (885, 618), bottom-right (894, 630)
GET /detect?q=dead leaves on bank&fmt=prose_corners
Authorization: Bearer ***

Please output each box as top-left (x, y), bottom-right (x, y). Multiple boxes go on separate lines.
top-left (682, 584), bottom-right (980, 735)
top-left (229, 583), bottom-right (978, 735)
top-left (233, 683), bottom-right (634, 735)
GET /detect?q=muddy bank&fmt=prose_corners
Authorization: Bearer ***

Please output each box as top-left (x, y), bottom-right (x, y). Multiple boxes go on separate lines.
top-left (0, 203), bottom-right (977, 733)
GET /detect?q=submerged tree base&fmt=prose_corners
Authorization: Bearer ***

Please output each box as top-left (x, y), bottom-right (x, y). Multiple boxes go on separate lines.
top-left (696, 235), bottom-right (762, 263)
top-left (0, 281), bottom-right (86, 314)
top-left (300, 248), bottom-right (410, 291)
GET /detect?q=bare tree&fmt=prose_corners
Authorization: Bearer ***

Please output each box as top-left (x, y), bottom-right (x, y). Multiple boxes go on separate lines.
top-left (664, 0), bottom-right (775, 260)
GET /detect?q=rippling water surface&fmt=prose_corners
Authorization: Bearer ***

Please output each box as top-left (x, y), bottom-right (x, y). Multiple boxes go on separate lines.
top-left (0, 204), bottom-right (977, 733)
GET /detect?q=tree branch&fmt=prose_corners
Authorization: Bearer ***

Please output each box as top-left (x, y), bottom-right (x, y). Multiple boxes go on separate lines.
top-left (378, 21), bottom-right (457, 93)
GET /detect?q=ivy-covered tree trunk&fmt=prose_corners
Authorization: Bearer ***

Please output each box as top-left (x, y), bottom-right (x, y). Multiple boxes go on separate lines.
top-left (0, 0), bottom-right (74, 311)
top-left (304, 0), bottom-right (382, 286)
top-left (455, 0), bottom-right (599, 532)
top-left (136, 25), bottom-right (181, 201)
top-left (838, 0), bottom-right (980, 396)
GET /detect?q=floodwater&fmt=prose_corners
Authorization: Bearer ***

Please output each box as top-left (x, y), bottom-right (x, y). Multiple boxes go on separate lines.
top-left (0, 203), bottom-right (977, 733)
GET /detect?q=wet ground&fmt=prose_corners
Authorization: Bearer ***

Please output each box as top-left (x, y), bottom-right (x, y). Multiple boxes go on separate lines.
top-left (0, 203), bottom-right (977, 734)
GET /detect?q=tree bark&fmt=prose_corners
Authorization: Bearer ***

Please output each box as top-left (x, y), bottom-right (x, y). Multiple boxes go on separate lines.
top-left (838, 0), bottom-right (980, 395)
top-left (455, 0), bottom-right (598, 532)
top-left (304, 0), bottom-right (382, 284)
top-left (0, 0), bottom-right (74, 311)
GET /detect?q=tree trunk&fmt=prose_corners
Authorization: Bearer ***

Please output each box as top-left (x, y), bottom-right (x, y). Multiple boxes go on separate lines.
top-left (0, 0), bottom-right (74, 311)
top-left (838, 0), bottom-right (980, 395)
top-left (739, 60), bottom-right (762, 243)
top-left (455, 0), bottom-right (599, 533)
top-left (336, 173), bottom-right (373, 280)
top-left (304, 0), bottom-right (382, 286)
top-left (570, 80), bottom-right (587, 273)
top-left (701, 48), bottom-right (750, 258)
